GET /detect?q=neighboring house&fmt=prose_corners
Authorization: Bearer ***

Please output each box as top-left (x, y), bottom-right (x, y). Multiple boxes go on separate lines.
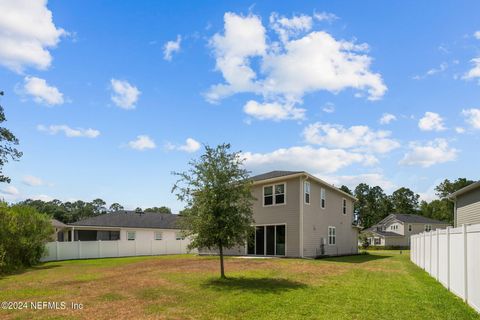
top-left (447, 181), bottom-right (480, 227)
top-left (362, 213), bottom-right (450, 247)
top-left (43, 211), bottom-right (191, 261)
top-left (216, 171), bottom-right (360, 258)
top-left (50, 218), bottom-right (68, 241)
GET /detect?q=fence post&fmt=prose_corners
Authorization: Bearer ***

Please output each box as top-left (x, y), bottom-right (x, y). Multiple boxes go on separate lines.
top-left (446, 226), bottom-right (451, 291)
top-left (150, 240), bottom-right (153, 256)
top-left (134, 240), bottom-right (137, 256)
top-left (423, 232), bottom-right (426, 269)
top-left (436, 229), bottom-right (440, 281)
top-left (117, 240), bottom-right (120, 257)
top-left (78, 240), bottom-right (81, 259)
top-left (56, 241), bottom-right (59, 261)
top-left (98, 240), bottom-right (102, 258)
top-left (463, 224), bottom-right (468, 303)
top-left (429, 230), bottom-right (433, 275)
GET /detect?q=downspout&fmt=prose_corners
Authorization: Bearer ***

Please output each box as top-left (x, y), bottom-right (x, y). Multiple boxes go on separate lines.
top-left (299, 176), bottom-right (304, 258)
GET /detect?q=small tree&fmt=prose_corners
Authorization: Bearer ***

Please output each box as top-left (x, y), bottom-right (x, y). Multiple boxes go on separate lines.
top-left (358, 232), bottom-right (371, 249)
top-left (172, 144), bottom-right (254, 278)
top-left (0, 91), bottom-right (22, 183)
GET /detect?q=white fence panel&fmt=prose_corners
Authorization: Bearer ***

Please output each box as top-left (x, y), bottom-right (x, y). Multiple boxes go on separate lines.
top-left (41, 238), bottom-right (195, 262)
top-left (411, 224), bottom-right (480, 313)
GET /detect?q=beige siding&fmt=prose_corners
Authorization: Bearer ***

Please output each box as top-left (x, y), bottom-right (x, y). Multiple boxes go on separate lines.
top-left (302, 178), bottom-right (358, 257)
top-left (252, 177), bottom-right (301, 257)
top-left (457, 188), bottom-right (480, 226)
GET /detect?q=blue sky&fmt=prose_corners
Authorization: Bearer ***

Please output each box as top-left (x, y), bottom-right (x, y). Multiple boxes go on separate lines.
top-left (0, 1), bottom-right (479, 212)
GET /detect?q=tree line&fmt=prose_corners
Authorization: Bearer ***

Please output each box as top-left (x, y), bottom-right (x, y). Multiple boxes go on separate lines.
top-left (339, 178), bottom-right (474, 229)
top-left (18, 199), bottom-right (173, 224)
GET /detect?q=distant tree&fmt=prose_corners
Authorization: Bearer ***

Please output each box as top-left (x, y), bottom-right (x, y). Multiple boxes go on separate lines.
top-left (91, 198), bottom-right (107, 215)
top-left (0, 91), bottom-right (22, 183)
top-left (434, 178), bottom-right (474, 198)
top-left (135, 207), bottom-right (143, 213)
top-left (358, 232), bottom-right (371, 249)
top-left (173, 144), bottom-right (254, 279)
top-left (419, 199), bottom-right (452, 224)
top-left (339, 185), bottom-right (352, 195)
top-left (144, 206), bottom-right (172, 214)
top-left (354, 184), bottom-right (392, 229)
top-left (109, 203), bottom-right (124, 212)
top-left (390, 187), bottom-right (419, 214)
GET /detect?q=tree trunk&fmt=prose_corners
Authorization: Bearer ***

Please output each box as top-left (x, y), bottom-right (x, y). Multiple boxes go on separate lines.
top-left (219, 243), bottom-right (226, 279)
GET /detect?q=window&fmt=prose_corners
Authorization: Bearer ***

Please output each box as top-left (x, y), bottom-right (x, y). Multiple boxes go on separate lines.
top-left (342, 198), bottom-right (347, 214)
top-left (424, 224), bottom-right (432, 232)
top-left (408, 224), bottom-right (412, 232)
top-left (304, 181), bottom-right (310, 204)
top-left (155, 232), bottom-right (163, 240)
top-left (176, 232), bottom-right (185, 240)
top-left (127, 231), bottom-right (136, 241)
top-left (263, 183), bottom-right (285, 206)
top-left (374, 238), bottom-right (381, 245)
top-left (328, 226), bottom-right (336, 245)
top-left (320, 188), bottom-right (326, 209)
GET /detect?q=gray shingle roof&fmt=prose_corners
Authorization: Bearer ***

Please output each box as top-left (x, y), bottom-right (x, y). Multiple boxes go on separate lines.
top-left (51, 218), bottom-right (68, 228)
top-left (70, 211), bottom-right (181, 229)
top-left (391, 213), bottom-right (447, 224)
top-left (250, 170), bottom-right (304, 182)
top-left (368, 230), bottom-right (403, 237)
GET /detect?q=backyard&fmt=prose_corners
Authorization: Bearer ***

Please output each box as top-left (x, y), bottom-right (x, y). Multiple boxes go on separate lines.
top-left (0, 251), bottom-right (478, 320)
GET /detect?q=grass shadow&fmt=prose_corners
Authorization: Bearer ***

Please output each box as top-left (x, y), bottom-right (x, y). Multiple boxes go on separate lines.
top-left (201, 277), bottom-right (307, 294)
top-left (0, 264), bottom-right (61, 279)
top-left (321, 253), bottom-right (392, 264)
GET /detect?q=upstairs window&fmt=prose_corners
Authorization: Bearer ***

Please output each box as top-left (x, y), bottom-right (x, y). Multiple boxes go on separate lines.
top-left (320, 188), bottom-right (326, 209)
top-left (304, 181), bottom-right (311, 204)
top-left (264, 184), bottom-right (285, 206)
top-left (342, 198), bottom-right (347, 214)
top-left (328, 226), bottom-right (336, 245)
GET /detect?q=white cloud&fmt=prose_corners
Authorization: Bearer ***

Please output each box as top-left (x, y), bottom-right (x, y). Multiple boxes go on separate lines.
top-left (413, 62), bottom-right (447, 80)
top-left (474, 31), bottom-right (480, 40)
top-left (22, 76), bottom-right (64, 105)
top-left (163, 35), bottom-right (181, 61)
top-left (206, 12), bottom-right (386, 120)
top-left (243, 146), bottom-right (377, 174)
top-left (462, 108), bottom-right (480, 129)
top-left (165, 138), bottom-right (201, 153)
top-left (313, 11), bottom-right (338, 22)
top-left (30, 194), bottom-right (53, 202)
top-left (270, 13), bottom-right (313, 43)
top-left (455, 127), bottom-right (466, 134)
top-left (243, 100), bottom-right (305, 121)
top-left (303, 122), bottom-right (400, 154)
top-left (463, 58), bottom-right (480, 81)
top-left (318, 173), bottom-right (395, 191)
top-left (0, 0), bottom-right (66, 72)
top-left (22, 175), bottom-right (44, 186)
top-left (1, 186), bottom-right (20, 196)
top-left (37, 124), bottom-right (100, 138)
top-left (110, 79), bottom-right (140, 110)
top-left (379, 113), bottom-right (396, 125)
top-left (322, 102), bottom-right (335, 113)
top-left (128, 135), bottom-right (156, 151)
top-left (399, 139), bottom-right (458, 167)
top-left (418, 112), bottom-right (446, 131)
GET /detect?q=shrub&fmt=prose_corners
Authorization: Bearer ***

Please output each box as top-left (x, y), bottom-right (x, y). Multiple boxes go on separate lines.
top-left (0, 203), bottom-right (53, 273)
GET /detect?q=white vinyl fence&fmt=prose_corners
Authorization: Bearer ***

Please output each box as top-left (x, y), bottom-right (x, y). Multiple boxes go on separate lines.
top-left (410, 224), bottom-right (480, 313)
top-left (41, 239), bottom-right (195, 262)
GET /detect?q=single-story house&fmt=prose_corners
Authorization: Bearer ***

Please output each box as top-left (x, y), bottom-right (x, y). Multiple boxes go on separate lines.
top-left (362, 213), bottom-right (450, 247)
top-left (43, 211), bottom-right (190, 261)
top-left (205, 170), bottom-right (360, 258)
top-left (447, 181), bottom-right (480, 227)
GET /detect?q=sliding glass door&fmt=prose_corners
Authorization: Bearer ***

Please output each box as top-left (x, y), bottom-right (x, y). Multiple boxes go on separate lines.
top-left (247, 225), bottom-right (285, 256)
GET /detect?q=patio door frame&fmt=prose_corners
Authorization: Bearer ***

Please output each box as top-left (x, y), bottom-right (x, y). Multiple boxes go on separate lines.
top-left (246, 223), bottom-right (287, 256)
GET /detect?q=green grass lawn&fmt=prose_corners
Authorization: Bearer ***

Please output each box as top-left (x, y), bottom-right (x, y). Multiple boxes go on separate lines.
top-left (0, 251), bottom-right (478, 320)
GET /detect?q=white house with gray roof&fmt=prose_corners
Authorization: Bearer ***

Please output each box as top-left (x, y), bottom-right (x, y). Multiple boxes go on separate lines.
top-left (210, 170), bottom-right (360, 258)
top-left (362, 213), bottom-right (450, 247)
top-left (43, 211), bottom-right (191, 261)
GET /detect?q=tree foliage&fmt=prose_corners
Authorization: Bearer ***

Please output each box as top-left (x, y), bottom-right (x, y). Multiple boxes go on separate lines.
top-left (144, 206), bottom-right (172, 214)
top-left (389, 187), bottom-right (419, 214)
top-left (0, 203), bottom-right (53, 273)
top-left (172, 144), bottom-right (254, 278)
top-left (354, 184), bottom-right (392, 229)
top-left (434, 178), bottom-right (474, 198)
top-left (0, 91), bottom-right (22, 183)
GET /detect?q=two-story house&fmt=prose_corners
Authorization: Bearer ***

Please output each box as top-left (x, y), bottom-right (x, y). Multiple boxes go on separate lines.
top-left (362, 213), bottom-right (450, 247)
top-left (222, 170), bottom-right (360, 258)
top-left (447, 181), bottom-right (480, 227)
